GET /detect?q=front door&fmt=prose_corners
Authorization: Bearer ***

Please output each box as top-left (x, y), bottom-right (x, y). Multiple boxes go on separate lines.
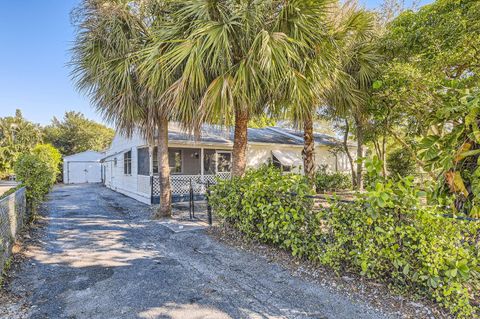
top-left (216, 151), bottom-right (232, 173)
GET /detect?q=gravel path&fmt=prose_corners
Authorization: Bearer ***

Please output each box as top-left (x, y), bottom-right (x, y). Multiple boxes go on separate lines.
top-left (0, 184), bottom-right (397, 319)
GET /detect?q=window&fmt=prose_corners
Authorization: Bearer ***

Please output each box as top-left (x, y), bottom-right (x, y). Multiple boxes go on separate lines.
top-left (152, 148), bottom-right (183, 174)
top-left (124, 151), bottom-right (132, 175)
top-left (203, 149), bottom-right (216, 175)
top-left (217, 152), bottom-right (232, 172)
top-left (153, 147), bottom-right (158, 174)
top-left (137, 147), bottom-right (150, 176)
top-left (169, 149), bottom-right (182, 173)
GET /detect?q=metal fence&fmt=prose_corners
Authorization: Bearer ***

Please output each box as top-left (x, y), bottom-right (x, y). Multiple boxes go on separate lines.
top-left (0, 187), bottom-right (27, 273)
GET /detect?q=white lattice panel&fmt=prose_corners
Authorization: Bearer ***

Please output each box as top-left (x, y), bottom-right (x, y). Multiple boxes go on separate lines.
top-left (151, 173), bottom-right (231, 196)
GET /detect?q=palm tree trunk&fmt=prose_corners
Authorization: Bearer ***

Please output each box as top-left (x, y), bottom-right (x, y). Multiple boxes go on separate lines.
top-left (355, 117), bottom-right (364, 190)
top-left (343, 118), bottom-right (357, 188)
top-left (303, 115), bottom-right (316, 191)
top-left (232, 108), bottom-right (249, 177)
top-left (155, 116), bottom-right (172, 218)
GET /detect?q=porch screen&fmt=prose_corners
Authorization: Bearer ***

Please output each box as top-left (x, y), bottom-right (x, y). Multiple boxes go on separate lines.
top-left (203, 149), bottom-right (216, 174)
top-left (137, 147), bottom-right (149, 176)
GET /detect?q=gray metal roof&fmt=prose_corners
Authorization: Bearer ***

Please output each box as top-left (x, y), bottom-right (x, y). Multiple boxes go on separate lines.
top-left (168, 124), bottom-right (342, 146)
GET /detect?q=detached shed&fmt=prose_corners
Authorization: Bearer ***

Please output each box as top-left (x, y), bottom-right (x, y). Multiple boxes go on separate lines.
top-left (63, 151), bottom-right (103, 184)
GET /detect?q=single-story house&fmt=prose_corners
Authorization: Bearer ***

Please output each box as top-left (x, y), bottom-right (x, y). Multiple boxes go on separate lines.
top-left (63, 150), bottom-right (104, 184)
top-left (101, 123), bottom-right (355, 205)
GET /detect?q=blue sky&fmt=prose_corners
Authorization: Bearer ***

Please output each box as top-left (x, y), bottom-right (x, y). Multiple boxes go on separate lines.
top-left (0, 0), bottom-right (430, 126)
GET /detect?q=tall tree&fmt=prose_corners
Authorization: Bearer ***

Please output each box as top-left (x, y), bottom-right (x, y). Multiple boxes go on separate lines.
top-left (0, 109), bottom-right (43, 178)
top-left (324, 5), bottom-right (381, 189)
top-left (44, 111), bottom-right (114, 156)
top-left (143, 0), bottom-right (331, 177)
top-left (71, 0), bottom-right (176, 217)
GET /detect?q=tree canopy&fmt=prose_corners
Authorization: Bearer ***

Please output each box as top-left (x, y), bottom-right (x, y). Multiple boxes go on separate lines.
top-left (44, 111), bottom-right (114, 156)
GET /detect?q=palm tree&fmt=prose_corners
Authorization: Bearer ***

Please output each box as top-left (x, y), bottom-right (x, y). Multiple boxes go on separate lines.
top-left (142, 0), bottom-right (332, 177)
top-left (323, 4), bottom-right (381, 189)
top-left (71, 0), bottom-right (175, 217)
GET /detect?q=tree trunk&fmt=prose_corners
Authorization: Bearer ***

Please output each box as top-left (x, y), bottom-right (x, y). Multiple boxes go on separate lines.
top-left (232, 108), bottom-right (249, 177)
top-left (381, 134), bottom-right (387, 178)
top-left (155, 116), bottom-right (172, 218)
top-left (302, 115), bottom-right (316, 191)
top-left (343, 118), bottom-right (357, 188)
top-left (355, 117), bottom-right (364, 190)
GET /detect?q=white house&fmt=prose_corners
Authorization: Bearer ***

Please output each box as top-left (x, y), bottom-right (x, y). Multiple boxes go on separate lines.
top-left (101, 124), bottom-right (355, 205)
top-left (63, 150), bottom-right (104, 184)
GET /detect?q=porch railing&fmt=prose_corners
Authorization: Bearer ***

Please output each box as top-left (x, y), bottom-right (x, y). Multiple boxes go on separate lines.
top-left (151, 173), bottom-right (231, 203)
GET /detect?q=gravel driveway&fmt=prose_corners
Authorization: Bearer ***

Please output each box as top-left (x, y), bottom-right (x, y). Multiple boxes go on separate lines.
top-left (1, 184), bottom-right (395, 319)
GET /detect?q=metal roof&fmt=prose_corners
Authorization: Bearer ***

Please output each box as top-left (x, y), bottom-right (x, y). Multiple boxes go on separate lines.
top-left (166, 124), bottom-right (343, 146)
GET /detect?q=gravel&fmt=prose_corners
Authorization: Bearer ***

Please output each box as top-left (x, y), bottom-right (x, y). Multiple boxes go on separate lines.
top-left (0, 183), bottom-right (437, 318)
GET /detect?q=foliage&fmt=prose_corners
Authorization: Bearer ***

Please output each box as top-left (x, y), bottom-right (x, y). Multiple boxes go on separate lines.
top-left (315, 165), bottom-right (351, 192)
top-left (385, 0), bottom-right (480, 87)
top-left (248, 116), bottom-right (276, 129)
top-left (208, 165), bottom-right (314, 257)
top-left (319, 177), bottom-right (479, 318)
top-left (0, 184), bottom-right (23, 200)
top-left (32, 144), bottom-right (62, 184)
top-left (44, 111), bottom-right (114, 156)
top-left (0, 110), bottom-right (43, 179)
top-left (14, 145), bottom-right (60, 211)
top-left (211, 164), bottom-right (480, 317)
top-left (386, 148), bottom-right (416, 180)
top-left (418, 90), bottom-right (480, 217)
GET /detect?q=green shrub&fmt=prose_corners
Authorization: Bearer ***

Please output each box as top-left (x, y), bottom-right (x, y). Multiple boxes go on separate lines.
top-left (211, 164), bottom-right (480, 317)
top-left (318, 178), bottom-right (479, 318)
top-left (208, 165), bottom-right (314, 256)
top-left (315, 165), bottom-right (351, 192)
top-left (32, 144), bottom-right (62, 183)
top-left (14, 144), bottom-right (60, 212)
top-left (387, 148), bottom-right (416, 180)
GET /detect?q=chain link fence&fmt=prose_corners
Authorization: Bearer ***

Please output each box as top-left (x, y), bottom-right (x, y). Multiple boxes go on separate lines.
top-left (0, 187), bottom-right (27, 274)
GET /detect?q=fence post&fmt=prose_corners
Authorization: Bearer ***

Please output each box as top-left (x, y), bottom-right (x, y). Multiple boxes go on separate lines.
top-left (207, 181), bottom-right (212, 226)
top-left (189, 178), bottom-right (193, 219)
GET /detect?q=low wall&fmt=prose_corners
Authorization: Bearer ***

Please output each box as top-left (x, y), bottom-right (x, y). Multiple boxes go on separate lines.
top-left (0, 187), bottom-right (27, 274)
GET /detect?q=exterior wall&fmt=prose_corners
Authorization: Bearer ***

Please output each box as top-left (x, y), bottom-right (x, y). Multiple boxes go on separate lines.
top-left (63, 151), bottom-right (103, 184)
top-left (103, 132), bottom-right (151, 205)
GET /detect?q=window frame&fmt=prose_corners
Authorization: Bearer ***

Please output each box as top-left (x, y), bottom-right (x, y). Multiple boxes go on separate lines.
top-left (169, 149), bottom-right (183, 174)
top-left (137, 147), bottom-right (150, 176)
top-left (124, 150), bottom-right (132, 175)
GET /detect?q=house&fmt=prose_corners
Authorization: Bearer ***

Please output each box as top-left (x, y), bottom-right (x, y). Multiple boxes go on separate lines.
top-left (63, 150), bottom-right (104, 184)
top-left (101, 123), bottom-right (355, 205)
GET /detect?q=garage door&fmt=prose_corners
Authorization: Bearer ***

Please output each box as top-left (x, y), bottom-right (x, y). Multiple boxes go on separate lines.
top-left (66, 161), bottom-right (102, 184)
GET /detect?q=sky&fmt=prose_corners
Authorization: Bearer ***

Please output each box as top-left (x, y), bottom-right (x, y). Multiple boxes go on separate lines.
top-left (0, 0), bottom-right (431, 127)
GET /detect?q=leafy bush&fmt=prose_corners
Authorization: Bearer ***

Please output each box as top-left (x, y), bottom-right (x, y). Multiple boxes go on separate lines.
top-left (387, 148), bottom-right (416, 180)
top-left (32, 144), bottom-right (62, 183)
top-left (14, 144), bottom-right (61, 212)
top-left (318, 178), bottom-right (479, 318)
top-left (208, 165), bottom-right (314, 256)
top-left (211, 164), bottom-right (480, 317)
top-left (315, 165), bottom-right (352, 192)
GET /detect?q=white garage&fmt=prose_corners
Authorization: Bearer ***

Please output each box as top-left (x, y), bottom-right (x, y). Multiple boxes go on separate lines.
top-left (63, 151), bottom-right (104, 184)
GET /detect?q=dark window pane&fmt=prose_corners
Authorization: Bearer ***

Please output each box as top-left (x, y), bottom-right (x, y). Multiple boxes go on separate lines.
top-left (168, 149), bottom-right (182, 173)
top-left (137, 147), bottom-right (150, 176)
top-left (217, 152), bottom-right (231, 172)
top-left (203, 149), bottom-right (216, 175)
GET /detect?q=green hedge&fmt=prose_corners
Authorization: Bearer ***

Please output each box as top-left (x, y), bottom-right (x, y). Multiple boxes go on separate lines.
top-left (209, 167), bottom-right (480, 318)
top-left (209, 165), bottom-right (314, 256)
top-left (14, 144), bottom-right (61, 212)
top-left (315, 165), bottom-right (352, 192)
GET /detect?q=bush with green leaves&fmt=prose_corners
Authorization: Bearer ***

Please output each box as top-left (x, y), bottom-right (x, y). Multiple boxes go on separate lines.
top-left (386, 148), bottom-right (416, 180)
top-left (210, 163), bottom-right (480, 317)
top-left (208, 165), bottom-right (314, 256)
top-left (315, 165), bottom-right (352, 192)
top-left (14, 144), bottom-right (61, 211)
top-left (318, 177), bottom-right (479, 318)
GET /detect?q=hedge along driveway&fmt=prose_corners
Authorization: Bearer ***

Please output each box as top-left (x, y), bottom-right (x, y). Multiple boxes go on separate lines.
top-left (1, 183), bottom-right (395, 319)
